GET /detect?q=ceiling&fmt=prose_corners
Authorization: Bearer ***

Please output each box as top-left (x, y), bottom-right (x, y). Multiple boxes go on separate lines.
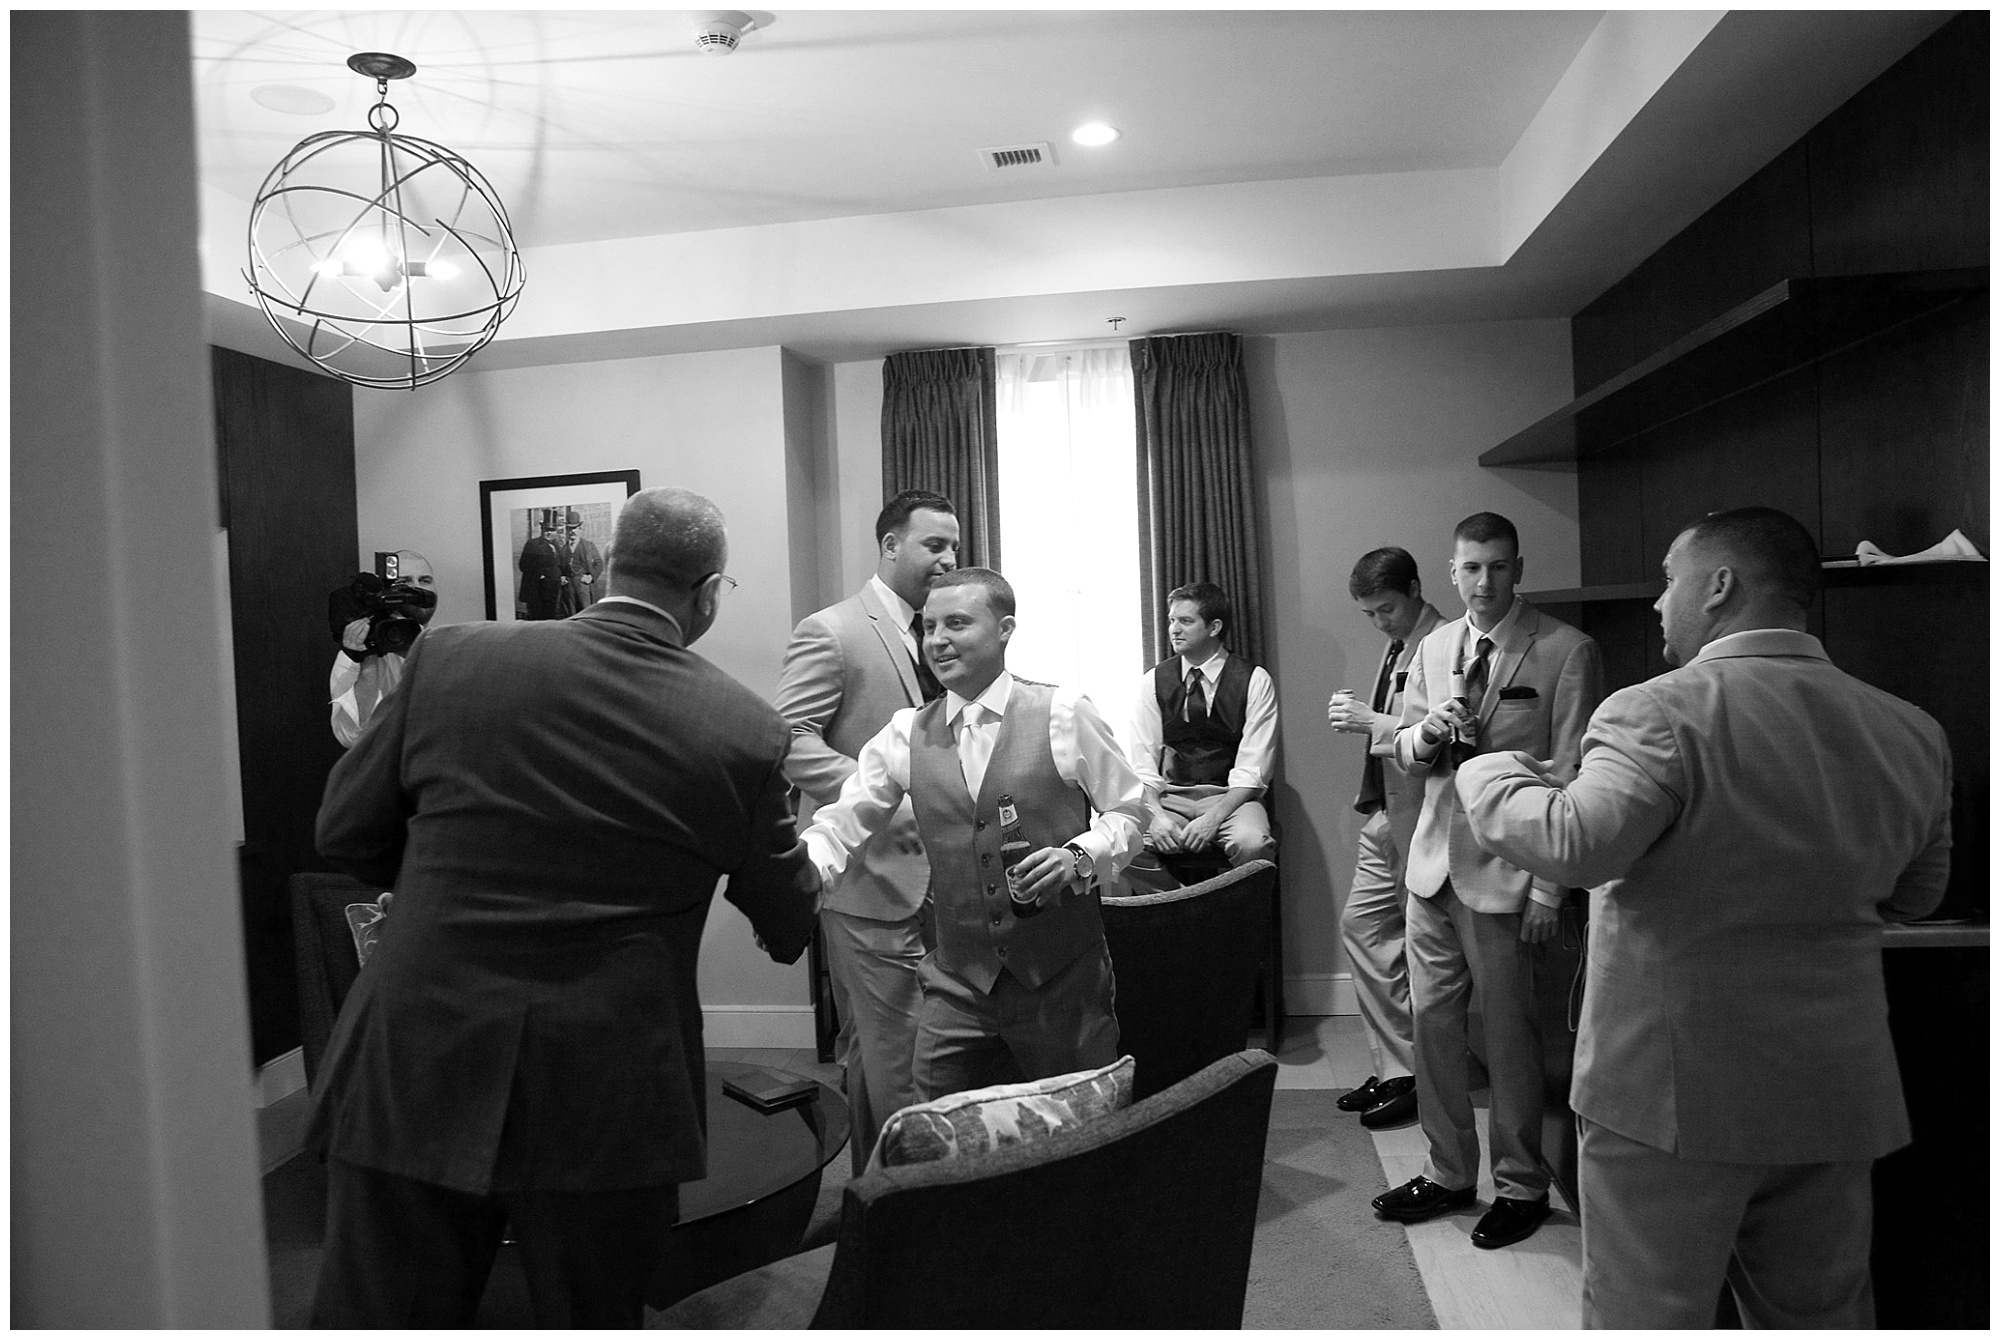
top-left (191, 9), bottom-right (1955, 368)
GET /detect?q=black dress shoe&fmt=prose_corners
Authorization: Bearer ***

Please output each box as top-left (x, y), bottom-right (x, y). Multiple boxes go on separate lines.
top-left (1335, 1076), bottom-right (1384, 1112)
top-left (1470, 1195), bottom-right (1551, 1249)
top-left (1372, 1176), bottom-right (1478, 1222)
top-left (1358, 1077), bottom-right (1417, 1129)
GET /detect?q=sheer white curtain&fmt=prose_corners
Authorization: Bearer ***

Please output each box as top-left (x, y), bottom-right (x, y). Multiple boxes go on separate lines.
top-left (995, 344), bottom-right (1144, 744)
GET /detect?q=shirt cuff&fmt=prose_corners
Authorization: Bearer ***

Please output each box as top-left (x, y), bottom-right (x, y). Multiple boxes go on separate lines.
top-left (1528, 882), bottom-right (1564, 909)
top-left (802, 829), bottom-right (846, 888)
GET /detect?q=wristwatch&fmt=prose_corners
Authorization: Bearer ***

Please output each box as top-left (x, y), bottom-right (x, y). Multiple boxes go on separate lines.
top-left (1064, 842), bottom-right (1094, 883)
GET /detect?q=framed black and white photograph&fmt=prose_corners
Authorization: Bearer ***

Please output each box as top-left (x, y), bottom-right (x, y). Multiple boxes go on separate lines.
top-left (479, 470), bottom-right (640, 621)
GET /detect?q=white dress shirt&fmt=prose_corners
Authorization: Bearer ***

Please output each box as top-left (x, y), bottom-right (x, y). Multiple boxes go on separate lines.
top-left (329, 650), bottom-right (404, 747)
top-left (1127, 649), bottom-right (1278, 797)
top-left (803, 671), bottom-right (1146, 890)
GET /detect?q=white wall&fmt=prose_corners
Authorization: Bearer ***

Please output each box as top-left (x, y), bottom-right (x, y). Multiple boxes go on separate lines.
top-left (829, 359), bottom-right (889, 594)
top-left (351, 346), bottom-right (820, 1043)
top-left (13, 11), bottom-right (268, 1325)
top-left (1249, 320), bottom-right (1578, 1010)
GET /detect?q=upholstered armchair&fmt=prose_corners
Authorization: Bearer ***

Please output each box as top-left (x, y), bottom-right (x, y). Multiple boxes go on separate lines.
top-left (654, 1049), bottom-right (1279, 1329)
top-left (1102, 859), bottom-right (1276, 1100)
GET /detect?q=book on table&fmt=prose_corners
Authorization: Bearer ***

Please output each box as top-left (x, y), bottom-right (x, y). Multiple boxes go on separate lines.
top-left (722, 1067), bottom-right (819, 1113)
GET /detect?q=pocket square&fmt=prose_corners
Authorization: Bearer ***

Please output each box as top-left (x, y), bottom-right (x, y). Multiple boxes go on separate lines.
top-left (1498, 686), bottom-right (1539, 701)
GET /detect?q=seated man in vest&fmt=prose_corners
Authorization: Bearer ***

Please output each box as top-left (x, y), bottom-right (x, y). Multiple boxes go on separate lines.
top-left (801, 567), bottom-right (1147, 1101)
top-left (1125, 581), bottom-right (1279, 879)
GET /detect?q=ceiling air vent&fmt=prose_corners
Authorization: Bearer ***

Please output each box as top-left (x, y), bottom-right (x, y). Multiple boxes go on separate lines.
top-left (981, 142), bottom-right (1056, 172)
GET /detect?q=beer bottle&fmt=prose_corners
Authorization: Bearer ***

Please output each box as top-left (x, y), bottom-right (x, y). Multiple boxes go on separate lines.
top-left (998, 794), bottom-right (1040, 918)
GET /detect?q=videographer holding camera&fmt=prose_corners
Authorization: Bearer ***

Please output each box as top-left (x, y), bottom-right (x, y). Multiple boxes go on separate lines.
top-left (329, 550), bottom-right (438, 747)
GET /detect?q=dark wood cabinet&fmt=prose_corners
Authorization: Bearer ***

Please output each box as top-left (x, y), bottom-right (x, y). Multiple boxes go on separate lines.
top-left (212, 346), bottom-right (358, 1064)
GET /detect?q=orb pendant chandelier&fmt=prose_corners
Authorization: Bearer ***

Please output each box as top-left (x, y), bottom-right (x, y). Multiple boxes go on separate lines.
top-left (245, 52), bottom-right (525, 391)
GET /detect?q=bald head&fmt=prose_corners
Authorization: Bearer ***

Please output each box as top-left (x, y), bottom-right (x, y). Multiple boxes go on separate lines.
top-left (608, 487), bottom-right (726, 597)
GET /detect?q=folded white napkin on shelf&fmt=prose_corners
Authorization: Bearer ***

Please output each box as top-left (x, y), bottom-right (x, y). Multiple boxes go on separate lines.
top-left (1854, 528), bottom-right (1986, 566)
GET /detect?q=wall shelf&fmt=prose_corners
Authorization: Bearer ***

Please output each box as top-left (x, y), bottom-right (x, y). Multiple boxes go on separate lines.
top-left (1526, 561), bottom-right (1987, 606)
top-left (1481, 268), bottom-right (1988, 469)
top-left (1883, 922), bottom-right (1989, 950)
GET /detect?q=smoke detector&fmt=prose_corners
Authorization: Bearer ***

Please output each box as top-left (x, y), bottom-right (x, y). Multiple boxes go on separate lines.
top-left (693, 10), bottom-right (759, 56)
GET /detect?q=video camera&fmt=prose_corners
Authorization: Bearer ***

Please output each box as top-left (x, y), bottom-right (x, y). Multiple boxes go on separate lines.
top-left (328, 571), bottom-right (437, 658)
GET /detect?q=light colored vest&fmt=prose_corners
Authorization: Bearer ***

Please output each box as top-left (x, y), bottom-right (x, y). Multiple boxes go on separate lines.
top-left (909, 679), bottom-right (1099, 992)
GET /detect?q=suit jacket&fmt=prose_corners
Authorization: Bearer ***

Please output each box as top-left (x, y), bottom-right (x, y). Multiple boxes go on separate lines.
top-left (517, 536), bottom-right (564, 620)
top-left (1393, 600), bottom-right (1601, 912)
top-left (775, 582), bottom-right (930, 920)
top-left (309, 601), bottom-right (819, 1195)
top-left (566, 535), bottom-right (606, 609)
top-left (1456, 629), bottom-right (1951, 1163)
top-left (1353, 602), bottom-right (1444, 857)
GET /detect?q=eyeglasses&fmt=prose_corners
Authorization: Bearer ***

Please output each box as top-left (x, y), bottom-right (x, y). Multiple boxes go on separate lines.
top-left (694, 571), bottom-right (738, 596)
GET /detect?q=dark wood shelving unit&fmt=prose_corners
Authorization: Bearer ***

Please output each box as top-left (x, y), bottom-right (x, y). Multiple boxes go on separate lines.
top-left (1480, 268), bottom-right (1987, 469)
top-left (1526, 560), bottom-right (1987, 606)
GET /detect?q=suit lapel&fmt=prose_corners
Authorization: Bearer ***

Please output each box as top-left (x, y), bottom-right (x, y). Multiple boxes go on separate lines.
top-left (860, 584), bottom-right (923, 706)
top-left (1481, 603), bottom-right (1538, 728)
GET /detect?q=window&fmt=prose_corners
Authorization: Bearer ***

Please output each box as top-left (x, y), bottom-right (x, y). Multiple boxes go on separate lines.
top-left (995, 344), bottom-right (1144, 738)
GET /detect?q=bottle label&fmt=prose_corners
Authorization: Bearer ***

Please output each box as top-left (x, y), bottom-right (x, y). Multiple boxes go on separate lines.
top-left (998, 797), bottom-right (1020, 828)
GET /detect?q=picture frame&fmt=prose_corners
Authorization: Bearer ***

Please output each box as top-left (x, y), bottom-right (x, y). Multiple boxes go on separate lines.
top-left (479, 470), bottom-right (641, 622)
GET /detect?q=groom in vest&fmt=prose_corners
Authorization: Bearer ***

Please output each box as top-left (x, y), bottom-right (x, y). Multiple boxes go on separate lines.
top-left (1124, 581), bottom-right (1278, 889)
top-left (802, 568), bottom-right (1148, 1101)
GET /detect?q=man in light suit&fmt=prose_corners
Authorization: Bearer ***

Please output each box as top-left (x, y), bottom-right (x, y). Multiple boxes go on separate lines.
top-left (1324, 546), bottom-right (1443, 1131)
top-left (1457, 507), bottom-right (1952, 1327)
top-left (776, 488), bottom-right (959, 1171)
top-left (1374, 511), bottom-right (1601, 1250)
top-left (309, 487), bottom-right (820, 1328)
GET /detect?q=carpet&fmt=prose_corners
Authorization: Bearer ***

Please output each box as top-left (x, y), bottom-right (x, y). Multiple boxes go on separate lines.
top-left (1244, 1088), bottom-right (1436, 1328)
top-left (796, 1088), bottom-right (1435, 1330)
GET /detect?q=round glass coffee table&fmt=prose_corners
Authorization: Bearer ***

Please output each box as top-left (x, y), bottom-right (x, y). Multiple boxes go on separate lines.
top-left (646, 1061), bottom-right (850, 1307)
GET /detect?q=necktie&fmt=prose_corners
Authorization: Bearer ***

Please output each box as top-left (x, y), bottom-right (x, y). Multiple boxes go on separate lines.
top-left (1453, 636), bottom-right (1493, 768)
top-left (1357, 639), bottom-right (1404, 811)
top-left (957, 703), bottom-right (995, 799)
top-left (909, 613), bottom-right (943, 702)
top-left (1464, 636), bottom-right (1493, 707)
top-left (1371, 639), bottom-right (1405, 713)
top-left (1185, 669), bottom-right (1208, 725)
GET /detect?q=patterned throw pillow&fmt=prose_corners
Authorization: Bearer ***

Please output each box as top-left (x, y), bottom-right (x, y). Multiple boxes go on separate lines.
top-left (870, 1056), bottom-right (1136, 1170)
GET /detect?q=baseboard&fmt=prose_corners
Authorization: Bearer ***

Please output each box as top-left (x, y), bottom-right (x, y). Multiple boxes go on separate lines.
top-left (1286, 974), bottom-right (1359, 1018)
top-left (701, 1006), bottom-right (817, 1050)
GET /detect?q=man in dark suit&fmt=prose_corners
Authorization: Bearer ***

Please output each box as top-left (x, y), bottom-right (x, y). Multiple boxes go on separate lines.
top-left (517, 512), bottom-right (566, 619)
top-left (308, 486), bottom-right (820, 1328)
top-left (775, 488), bottom-right (958, 1172)
top-left (1375, 511), bottom-right (1601, 1250)
top-left (1458, 508), bottom-right (1951, 1326)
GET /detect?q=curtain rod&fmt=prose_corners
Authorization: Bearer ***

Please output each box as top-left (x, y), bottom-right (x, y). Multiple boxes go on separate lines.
top-left (1003, 329), bottom-right (1233, 351)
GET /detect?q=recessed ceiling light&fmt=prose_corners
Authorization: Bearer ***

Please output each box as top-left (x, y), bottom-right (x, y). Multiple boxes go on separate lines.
top-left (251, 84), bottom-right (336, 116)
top-left (1071, 122), bottom-right (1120, 148)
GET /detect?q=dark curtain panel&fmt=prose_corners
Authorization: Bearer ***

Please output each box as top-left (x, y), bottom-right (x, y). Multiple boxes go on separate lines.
top-left (881, 347), bottom-right (1001, 570)
top-left (1132, 332), bottom-right (1264, 668)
